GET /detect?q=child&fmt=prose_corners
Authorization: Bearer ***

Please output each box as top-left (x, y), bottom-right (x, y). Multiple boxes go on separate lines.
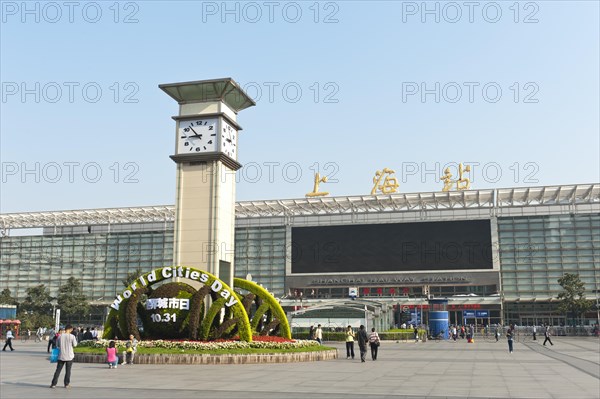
top-left (106, 340), bottom-right (118, 369)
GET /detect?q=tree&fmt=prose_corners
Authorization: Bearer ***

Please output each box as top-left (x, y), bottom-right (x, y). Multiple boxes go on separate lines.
top-left (20, 284), bottom-right (53, 314)
top-left (57, 277), bottom-right (89, 321)
top-left (18, 285), bottom-right (54, 331)
top-left (0, 288), bottom-right (18, 305)
top-left (122, 268), bottom-right (143, 287)
top-left (557, 273), bottom-right (593, 327)
top-left (17, 312), bottom-right (54, 331)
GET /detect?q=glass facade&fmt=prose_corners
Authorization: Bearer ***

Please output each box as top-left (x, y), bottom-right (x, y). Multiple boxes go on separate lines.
top-left (234, 226), bottom-right (286, 296)
top-left (1, 211), bottom-right (598, 326)
top-left (0, 229), bottom-right (174, 302)
top-left (498, 213), bottom-right (600, 300)
top-left (0, 225), bottom-right (289, 302)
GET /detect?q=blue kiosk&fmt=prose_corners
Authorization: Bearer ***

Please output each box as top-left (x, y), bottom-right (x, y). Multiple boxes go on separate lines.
top-left (428, 298), bottom-right (449, 339)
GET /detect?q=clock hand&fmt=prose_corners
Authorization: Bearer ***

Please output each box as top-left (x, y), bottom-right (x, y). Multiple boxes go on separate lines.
top-left (189, 127), bottom-right (202, 138)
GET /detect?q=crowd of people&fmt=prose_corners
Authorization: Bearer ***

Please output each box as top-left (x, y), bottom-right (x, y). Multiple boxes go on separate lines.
top-left (305, 321), bottom-right (566, 362)
top-left (2, 318), bottom-right (576, 387)
top-left (310, 324), bottom-right (382, 362)
top-left (448, 324), bottom-right (479, 342)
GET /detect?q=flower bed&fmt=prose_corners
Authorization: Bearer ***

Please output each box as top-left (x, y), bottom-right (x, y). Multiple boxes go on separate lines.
top-left (78, 336), bottom-right (320, 352)
top-left (75, 337), bottom-right (336, 364)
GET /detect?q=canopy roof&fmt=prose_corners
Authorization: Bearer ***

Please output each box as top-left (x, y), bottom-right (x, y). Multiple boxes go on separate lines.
top-left (159, 78), bottom-right (256, 112)
top-left (1, 183), bottom-right (598, 229)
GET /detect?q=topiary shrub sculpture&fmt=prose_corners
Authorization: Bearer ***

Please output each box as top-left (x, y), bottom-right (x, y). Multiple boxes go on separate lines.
top-left (102, 266), bottom-right (290, 342)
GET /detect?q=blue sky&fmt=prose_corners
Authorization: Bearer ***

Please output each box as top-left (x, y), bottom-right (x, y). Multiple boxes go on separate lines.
top-left (1, 0), bottom-right (598, 213)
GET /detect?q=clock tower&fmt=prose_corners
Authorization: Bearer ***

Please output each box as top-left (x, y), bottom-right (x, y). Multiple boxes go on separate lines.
top-left (160, 78), bottom-right (255, 288)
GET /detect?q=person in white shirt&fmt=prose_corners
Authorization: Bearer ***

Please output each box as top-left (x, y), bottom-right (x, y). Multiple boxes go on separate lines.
top-left (315, 325), bottom-right (323, 345)
top-left (50, 325), bottom-right (78, 389)
top-left (36, 327), bottom-right (44, 340)
top-left (2, 329), bottom-right (14, 351)
top-left (368, 328), bottom-right (381, 360)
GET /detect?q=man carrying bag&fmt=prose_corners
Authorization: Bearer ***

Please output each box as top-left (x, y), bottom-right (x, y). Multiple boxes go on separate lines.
top-left (50, 325), bottom-right (77, 389)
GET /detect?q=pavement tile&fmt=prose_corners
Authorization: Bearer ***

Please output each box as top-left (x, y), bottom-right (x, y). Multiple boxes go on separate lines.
top-left (1, 338), bottom-right (599, 399)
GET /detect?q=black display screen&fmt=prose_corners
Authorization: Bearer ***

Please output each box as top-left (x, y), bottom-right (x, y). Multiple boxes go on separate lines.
top-left (291, 220), bottom-right (493, 273)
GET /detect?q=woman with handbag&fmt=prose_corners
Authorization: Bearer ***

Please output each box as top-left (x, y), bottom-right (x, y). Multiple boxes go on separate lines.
top-left (368, 327), bottom-right (380, 361)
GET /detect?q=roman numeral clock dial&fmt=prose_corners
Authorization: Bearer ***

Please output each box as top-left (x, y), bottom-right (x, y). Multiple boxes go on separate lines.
top-left (177, 118), bottom-right (217, 154)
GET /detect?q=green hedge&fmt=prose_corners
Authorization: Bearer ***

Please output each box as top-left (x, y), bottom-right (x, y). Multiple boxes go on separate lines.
top-left (292, 330), bottom-right (427, 341)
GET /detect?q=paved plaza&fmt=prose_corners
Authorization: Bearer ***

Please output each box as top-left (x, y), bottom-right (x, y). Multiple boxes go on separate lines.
top-left (1, 337), bottom-right (598, 399)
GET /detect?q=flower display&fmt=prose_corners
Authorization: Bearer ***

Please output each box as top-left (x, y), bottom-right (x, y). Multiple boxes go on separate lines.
top-left (80, 338), bottom-right (319, 351)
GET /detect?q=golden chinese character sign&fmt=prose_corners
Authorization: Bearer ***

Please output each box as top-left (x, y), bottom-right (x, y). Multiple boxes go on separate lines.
top-left (371, 168), bottom-right (399, 195)
top-left (306, 172), bottom-right (329, 197)
top-left (441, 163), bottom-right (472, 192)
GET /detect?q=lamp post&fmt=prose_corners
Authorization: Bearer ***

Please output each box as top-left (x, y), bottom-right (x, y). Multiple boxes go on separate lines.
top-left (593, 289), bottom-right (600, 325)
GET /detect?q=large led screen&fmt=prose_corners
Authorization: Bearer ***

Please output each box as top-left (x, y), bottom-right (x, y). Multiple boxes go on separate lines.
top-left (291, 220), bottom-right (493, 273)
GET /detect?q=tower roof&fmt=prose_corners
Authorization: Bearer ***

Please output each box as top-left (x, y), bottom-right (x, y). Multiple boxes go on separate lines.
top-left (159, 78), bottom-right (256, 112)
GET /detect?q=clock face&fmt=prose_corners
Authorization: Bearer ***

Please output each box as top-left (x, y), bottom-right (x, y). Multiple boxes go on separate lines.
top-left (221, 120), bottom-right (237, 159)
top-left (177, 118), bottom-right (218, 154)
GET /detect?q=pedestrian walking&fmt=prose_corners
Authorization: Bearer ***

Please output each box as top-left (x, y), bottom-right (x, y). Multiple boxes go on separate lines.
top-left (368, 327), bottom-right (380, 360)
top-left (314, 324), bottom-right (323, 345)
top-left (532, 325), bottom-right (537, 341)
top-left (50, 324), bottom-right (78, 388)
top-left (467, 324), bottom-right (475, 343)
top-left (413, 326), bottom-right (419, 343)
top-left (106, 340), bottom-right (119, 369)
top-left (357, 325), bottom-right (368, 363)
top-left (36, 327), bottom-right (44, 341)
top-left (2, 329), bottom-right (14, 351)
top-left (345, 325), bottom-right (355, 359)
top-left (543, 325), bottom-right (554, 346)
top-left (47, 328), bottom-right (57, 353)
top-left (495, 325), bottom-right (500, 342)
top-left (506, 325), bottom-right (514, 353)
